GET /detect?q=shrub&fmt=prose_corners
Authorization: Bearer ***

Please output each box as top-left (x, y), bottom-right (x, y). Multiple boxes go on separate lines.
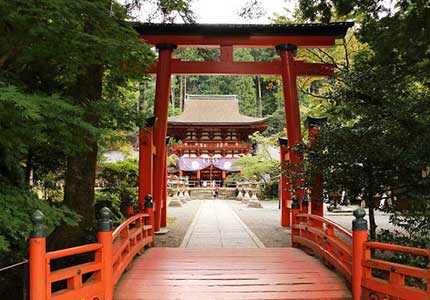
top-left (261, 179), bottom-right (279, 200)
top-left (0, 184), bottom-right (79, 263)
top-left (95, 159), bottom-right (138, 225)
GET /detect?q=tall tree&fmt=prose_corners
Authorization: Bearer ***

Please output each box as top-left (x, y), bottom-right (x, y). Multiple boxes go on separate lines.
top-left (293, 0), bottom-right (430, 239)
top-left (1, 0), bottom-right (193, 250)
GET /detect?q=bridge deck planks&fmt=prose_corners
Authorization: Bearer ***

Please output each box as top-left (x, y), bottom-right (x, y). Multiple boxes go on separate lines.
top-left (114, 248), bottom-right (352, 300)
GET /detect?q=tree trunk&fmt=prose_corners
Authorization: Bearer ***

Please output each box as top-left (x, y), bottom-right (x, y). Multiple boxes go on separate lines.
top-left (48, 65), bottom-right (102, 250)
top-left (367, 195), bottom-right (377, 240)
top-left (256, 75), bottom-right (262, 117)
top-left (24, 149), bottom-right (32, 186)
top-left (179, 76), bottom-right (184, 111)
top-left (171, 77), bottom-right (175, 110)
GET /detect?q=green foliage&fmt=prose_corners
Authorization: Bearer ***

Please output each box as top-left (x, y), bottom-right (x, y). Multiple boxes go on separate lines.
top-left (290, 0), bottom-right (430, 244)
top-left (267, 108), bottom-right (286, 135)
top-left (262, 180), bottom-right (279, 200)
top-left (376, 229), bottom-right (429, 269)
top-left (297, 51), bottom-right (430, 238)
top-left (0, 84), bottom-right (95, 184)
top-left (233, 144), bottom-right (280, 181)
top-left (95, 159), bottom-right (139, 224)
top-left (0, 185), bottom-right (79, 260)
top-left (376, 227), bottom-right (429, 289)
top-left (167, 154), bottom-right (179, 167)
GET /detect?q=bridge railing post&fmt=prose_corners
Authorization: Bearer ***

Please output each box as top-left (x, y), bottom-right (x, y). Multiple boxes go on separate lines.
top-left (97, 207), bottom-right (114, 300)
top-left (144, 194), bottom-right (155, 246)
top-left (291, 195), bottom-right (301, 246)
top-left (126, 195), bottom-right (134, 218)
top-left (352, 208), bottom-right (368, 300)
top-left (29, 210), bottom-right (46, 300)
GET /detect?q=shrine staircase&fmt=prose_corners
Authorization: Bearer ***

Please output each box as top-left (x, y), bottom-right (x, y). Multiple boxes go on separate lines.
top-left (28, 197), bottom-right (430, 300)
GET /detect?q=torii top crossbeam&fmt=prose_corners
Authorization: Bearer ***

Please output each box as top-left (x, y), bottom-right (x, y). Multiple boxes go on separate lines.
top-left (136, 22), bottom-right (353, 76)
top-left (135, 22), bottom-right (352, 48)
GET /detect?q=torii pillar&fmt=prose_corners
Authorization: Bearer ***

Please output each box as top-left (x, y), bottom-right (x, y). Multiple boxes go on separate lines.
top-left (305, 116), bottom-right (327, 219)
top-left (138, 117), bottom-right (157, 212)
top-left (160, 136), bottom-right (170, 228)
top-left (276, 44), bottom-right (306, 211)
top-left (152, 43), bottom-right (176, 232)
top-left (279, 137), bottom-right (291, 227)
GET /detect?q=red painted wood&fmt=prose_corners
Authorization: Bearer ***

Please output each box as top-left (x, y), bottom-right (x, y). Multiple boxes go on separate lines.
top-left (279, 48), bottom-right (306, 211)
top-left (220, 45), bottom-right (233, 62)
top-left (361, 241), bottom-right (430, 300)
top-left (147, 60), bottom-right (333, 76)
top-left (114, 248), bottom-right (351, 300)
top-left (160, 150), bottom-right (167, 228)
top-left (140, 35), bottom-right (336, 48)
top-left (280, 145), bottom-right (291, 227)
top-left (152, 47), bottom-right (174, 232)
top-left (138, 127), bottom-right (154, 212)
top-left (29, 237), bottom-right (46, 300)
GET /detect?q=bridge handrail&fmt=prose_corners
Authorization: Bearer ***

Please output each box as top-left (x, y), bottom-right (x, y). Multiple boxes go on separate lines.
top-left (296, 213), bottom-right (352, 239)
top-left (42, 243), bottom-right (105, 300)
top-left (111, 212), bottom-right (154, 285)
top-left (361, 241), bottom-right (430, 300)
top-left (293, 213), bottom-right (353, 282)
top-left (29, 197), bottom-right (155, 300)
top-left (45, 243), bottom-right (103, 260)
top-left (292, 208), bottom-right (430, 300)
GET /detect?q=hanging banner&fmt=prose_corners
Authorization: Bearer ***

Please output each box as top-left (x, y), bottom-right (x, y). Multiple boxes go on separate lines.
top-left (177, 157), bottom-right (240, 172)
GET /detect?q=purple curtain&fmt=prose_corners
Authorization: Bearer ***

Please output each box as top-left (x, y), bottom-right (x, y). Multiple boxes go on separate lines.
top-left (213, 158), bottom-right (240, 172)
top-left (177, 157), bottom-right (240, 172)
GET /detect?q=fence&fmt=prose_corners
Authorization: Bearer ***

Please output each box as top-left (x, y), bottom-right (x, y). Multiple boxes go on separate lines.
top-left (29, 195), bottom-right (154, 300)
top-left (292, 198), bottom-right (430, 300)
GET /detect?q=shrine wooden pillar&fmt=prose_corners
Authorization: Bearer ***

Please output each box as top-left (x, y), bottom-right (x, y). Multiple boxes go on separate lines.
top-left (278, 137), bottom-right (291, 227)
top-left (305, 116), bottom-right (327, 219)
top-left (153, 43), bottom-right (176, 232)
top-left (196, 170), bottom-right (201, 186)
top-left (139, 117), bottom-right (157, 212)
top-left (276, 44), bottom-right (305, 211)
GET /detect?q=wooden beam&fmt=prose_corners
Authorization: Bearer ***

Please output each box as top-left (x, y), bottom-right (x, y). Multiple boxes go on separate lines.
top-left (220, 46), bottom-right (233, 62)
top-left (140, 35), bottom-right (336, 48)
top-left (147, 60), bottom-right (333, 77)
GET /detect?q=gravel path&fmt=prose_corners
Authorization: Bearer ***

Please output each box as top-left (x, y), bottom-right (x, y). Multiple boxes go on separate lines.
top-left (181, 200), bottom-right (264, 248)
top-left (227, 200), bottom-right (292, 247)
top-left (155, 200), bottom-right (202, 247)
top-left (155, 199), bottom-right (395, 248)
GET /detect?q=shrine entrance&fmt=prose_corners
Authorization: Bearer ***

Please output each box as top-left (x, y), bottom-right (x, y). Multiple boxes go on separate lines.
top-left (135, 22), bottom-right (352, 232)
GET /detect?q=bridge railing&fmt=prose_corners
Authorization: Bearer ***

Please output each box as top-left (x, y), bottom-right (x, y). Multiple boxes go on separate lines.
top-left (361, 241), bottom-right (430, 300)
top-left (292, 201), bottom-right (430, 300)
top-left (112, 209), bottom-right (154, 285)
top-left (29, 195), bottom-right (155, 300)
top-left (293, 213), bottom-right (353, 281)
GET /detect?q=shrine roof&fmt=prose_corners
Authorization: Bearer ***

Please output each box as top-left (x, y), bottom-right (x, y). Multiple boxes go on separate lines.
top-left (168, 95), bottom-right (268, 126)
top-left (134, 22), bottom-right (353, 38)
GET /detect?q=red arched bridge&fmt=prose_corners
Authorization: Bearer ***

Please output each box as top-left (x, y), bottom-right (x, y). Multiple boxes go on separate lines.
top-left (29, 199), bottom-right (430, 300)
top-left (29, 23), bottom-right (429, 300)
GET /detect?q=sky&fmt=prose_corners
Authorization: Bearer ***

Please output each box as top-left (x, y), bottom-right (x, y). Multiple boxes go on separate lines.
top-left (191, 0), bottom-right (295, 24)
top-left (132, 0), bottom-right (297, 24)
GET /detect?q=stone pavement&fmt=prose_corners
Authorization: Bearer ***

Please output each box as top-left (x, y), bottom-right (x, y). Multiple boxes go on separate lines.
top-left (180, 200), bottom-right (265, 248)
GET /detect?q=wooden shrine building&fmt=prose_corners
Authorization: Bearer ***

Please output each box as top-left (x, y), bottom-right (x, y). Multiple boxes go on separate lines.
top-left (167, 95), bottom-right (268, 185)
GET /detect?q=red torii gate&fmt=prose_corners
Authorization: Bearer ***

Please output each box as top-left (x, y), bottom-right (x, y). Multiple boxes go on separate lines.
top-left (135, 22), bottom-right (353, 231)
